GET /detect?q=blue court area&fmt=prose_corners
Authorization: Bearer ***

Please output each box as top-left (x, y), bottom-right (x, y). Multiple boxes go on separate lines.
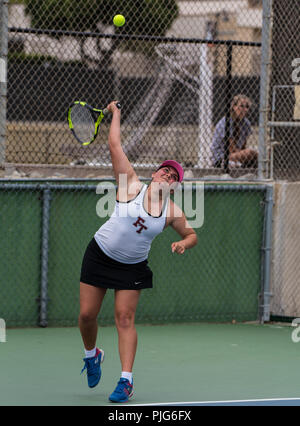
top-left (0, 322), bottom-right (299, 406)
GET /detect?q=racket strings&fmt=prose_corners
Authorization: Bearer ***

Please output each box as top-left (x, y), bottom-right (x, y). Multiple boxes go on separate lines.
top-left (71, 104), bottom-right (95, 143)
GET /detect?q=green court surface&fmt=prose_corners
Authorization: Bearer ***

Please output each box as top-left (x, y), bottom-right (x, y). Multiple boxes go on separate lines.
top-left (0, 322), bottom-right (299, 406)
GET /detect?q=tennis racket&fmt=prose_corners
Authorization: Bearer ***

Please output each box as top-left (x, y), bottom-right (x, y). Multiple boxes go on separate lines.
top-left (67, 101), bottom-right (121, 146)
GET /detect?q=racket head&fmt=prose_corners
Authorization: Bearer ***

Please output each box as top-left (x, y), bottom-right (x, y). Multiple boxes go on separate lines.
top-left (67, 101), bottom-right (105, 146)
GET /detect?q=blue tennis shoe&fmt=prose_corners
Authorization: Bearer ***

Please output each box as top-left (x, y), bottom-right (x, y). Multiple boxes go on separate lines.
top-left (81, 348), bottom-right (104, 388)
top-left (109, 378), bottom-right (134, 403)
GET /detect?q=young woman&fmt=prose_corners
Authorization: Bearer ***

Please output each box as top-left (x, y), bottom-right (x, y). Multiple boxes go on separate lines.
top-left (79, 101), bottom-right (197, 403)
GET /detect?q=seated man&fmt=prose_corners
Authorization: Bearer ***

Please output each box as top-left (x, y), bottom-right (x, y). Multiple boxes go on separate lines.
top-left (211, 94), bottom-right (257, 168)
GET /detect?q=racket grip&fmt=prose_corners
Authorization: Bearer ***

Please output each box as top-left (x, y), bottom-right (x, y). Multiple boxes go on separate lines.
top-left (103, 102), bottom-right (121, 116)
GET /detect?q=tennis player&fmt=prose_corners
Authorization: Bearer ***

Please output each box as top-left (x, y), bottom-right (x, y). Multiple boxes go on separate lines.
top-left (79, 101), bottom-right (197, 403)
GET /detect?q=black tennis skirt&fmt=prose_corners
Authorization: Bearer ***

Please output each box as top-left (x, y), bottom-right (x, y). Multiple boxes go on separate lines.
top-left (80, 238), bottom-right (153, 290)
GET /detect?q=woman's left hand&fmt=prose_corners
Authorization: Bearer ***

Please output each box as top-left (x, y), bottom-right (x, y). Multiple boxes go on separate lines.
top-left (171, 241), bottom-right (186, 255)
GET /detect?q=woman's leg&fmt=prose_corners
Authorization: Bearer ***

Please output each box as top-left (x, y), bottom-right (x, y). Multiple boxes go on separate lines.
top-left (78, 282), bottom-right (107, 350)
top-left (114, 289), bottom-right (141, 372)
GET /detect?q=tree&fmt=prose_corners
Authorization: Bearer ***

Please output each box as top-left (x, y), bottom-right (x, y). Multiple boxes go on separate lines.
top-left (24, 0), bottom-right (179, 66)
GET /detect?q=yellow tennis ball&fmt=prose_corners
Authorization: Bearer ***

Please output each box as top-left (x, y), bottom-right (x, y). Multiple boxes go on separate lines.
top-left (113, 14), bottom-right (125, 27)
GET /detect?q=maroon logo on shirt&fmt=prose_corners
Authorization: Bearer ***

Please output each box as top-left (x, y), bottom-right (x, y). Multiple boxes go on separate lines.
top-left (133, 217), bottom-right (148, 233)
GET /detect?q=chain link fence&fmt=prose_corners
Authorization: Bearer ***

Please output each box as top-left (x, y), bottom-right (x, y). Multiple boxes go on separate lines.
top-left (3, 0), bottom-right (262, 178)
top-left (267, 0), bottom-right (300, 320)
top-left (270, 0), bottom-right (300, 181)
top-left (0, 181), bottom-right (271, 327)
top-left (1, 1), bottom-right (300, 325)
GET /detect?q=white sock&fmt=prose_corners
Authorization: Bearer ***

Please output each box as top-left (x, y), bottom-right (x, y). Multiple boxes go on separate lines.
top-left (84, 347), bottom-right (96, 358)
top-left (121, 371), bottom-right (133, 384)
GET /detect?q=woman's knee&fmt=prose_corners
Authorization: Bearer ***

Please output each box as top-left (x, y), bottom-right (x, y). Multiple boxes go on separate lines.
top-left (79, 310), bottom-right (98, 323)
top-left (115, 310), bottom-right (135, 329)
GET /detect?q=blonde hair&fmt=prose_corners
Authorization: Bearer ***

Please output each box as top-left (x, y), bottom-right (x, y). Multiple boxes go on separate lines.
top-left (230, 94), bottom-right (252, 114)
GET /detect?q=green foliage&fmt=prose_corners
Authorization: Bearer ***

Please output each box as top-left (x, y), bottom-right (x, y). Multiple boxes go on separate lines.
top-left (23, 0), bottom-right (179, 59)
top-left (24, 0), bottom-right (101, 33)
top-left (100, 0), bottom-right (179, 36)
top-left (24, 0), bottom-right (179, 36)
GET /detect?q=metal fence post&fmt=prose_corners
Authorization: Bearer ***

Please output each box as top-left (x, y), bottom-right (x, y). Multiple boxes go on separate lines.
top-left (258, 0), bottom-right (273, 179)
top-left (40, 186), bottom-right (51, 327)
top-left (260, 184), bottom-right (274, 323)
top-left (223, 42), bottom-right (233, 174)
top-left (0, 0), bottom-right (8, 165)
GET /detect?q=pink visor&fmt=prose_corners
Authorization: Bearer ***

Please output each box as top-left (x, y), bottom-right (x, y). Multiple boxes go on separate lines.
top-left (157, 160), bottom-right (184, 182)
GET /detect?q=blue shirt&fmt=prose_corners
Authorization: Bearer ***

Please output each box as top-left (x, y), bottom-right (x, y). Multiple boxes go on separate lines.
top-left (211, 117), bottom-right (252, 164)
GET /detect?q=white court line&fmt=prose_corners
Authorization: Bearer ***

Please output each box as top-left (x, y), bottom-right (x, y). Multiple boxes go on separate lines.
top-left (130, 397), bottom-right (300, 406)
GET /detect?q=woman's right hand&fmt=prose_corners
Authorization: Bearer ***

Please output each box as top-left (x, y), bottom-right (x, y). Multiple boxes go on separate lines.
top-left (107, 101), bottom-right (121, 114)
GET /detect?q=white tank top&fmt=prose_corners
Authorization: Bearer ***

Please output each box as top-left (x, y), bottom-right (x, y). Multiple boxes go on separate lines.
top-left (94, 184), bottom-right (168, 264)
